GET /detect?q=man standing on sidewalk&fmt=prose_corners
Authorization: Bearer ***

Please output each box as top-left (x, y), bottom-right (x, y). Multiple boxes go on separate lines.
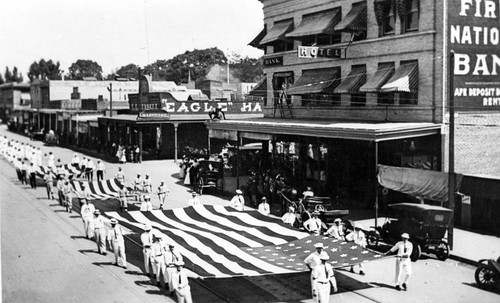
top-left (92, 210), bottom-right (107, 255)
top-left (43, 171), bottom-right (54, 200)
top-left (157, 180), bottom-right (169, 210)
top-left (96, 160), bottom-right (106, 182)
top-left (151, 235), bottom-right (167, 287)
top-left (384, 233), bottom-right (413, 291)
top-left (107, 218), bottom-right (127, 268)
top-left (312, 253), bottom-right (336, 302)
top-left (304, 243), bottom-right (326, 298)
top-left (86, 158), bottom-right (95, 182)
top-left (28, 162), bottom-right (37, 189)
top-left (20, 161), bottom-right (27, 185)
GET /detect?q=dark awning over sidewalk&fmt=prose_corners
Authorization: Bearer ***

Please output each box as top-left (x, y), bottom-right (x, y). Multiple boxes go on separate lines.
top-left (260, 20), bottom-right (294, 45)
top-left (287, 68), bottom-right (340, 95)
top-left (286, 9), bottom-right (341, 38)
top-left (360, 63), bottom-right (395, 93)
top-left (334, 2), bottom-right (367, 33)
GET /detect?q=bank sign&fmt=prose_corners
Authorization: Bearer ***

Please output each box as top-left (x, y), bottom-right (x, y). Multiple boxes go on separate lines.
top-left (449, 0), bottom-right (500, 109)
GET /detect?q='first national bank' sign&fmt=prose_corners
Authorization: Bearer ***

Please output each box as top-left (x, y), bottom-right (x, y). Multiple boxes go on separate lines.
top-left (449, 0), bottom-right (500, 109)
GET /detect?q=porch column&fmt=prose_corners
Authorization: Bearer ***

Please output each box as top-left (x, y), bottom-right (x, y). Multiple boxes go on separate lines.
top-left (236, 132), bottom-right (241, 189)
top-left (173, 122), bottom-right (179, 163)
top-left (138, 129), bottom-right (143, 163)
top-left (374, 141), bottom-right (379, 228)
top-left (37, 112), bottom-right (40, 130)
top-left (55, 113), bottom-right (58, 132)
top-left (49, 113), bottom-right (52, 131)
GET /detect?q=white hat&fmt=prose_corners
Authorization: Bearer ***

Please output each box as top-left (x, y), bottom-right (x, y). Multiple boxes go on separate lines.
top-left (401, 233), bottom-right (410, 239)
top-left (93, 209), bottom-right (100, 214)
top-left (236, 189), bottom-right (243, 194)
top-left (144, 224), bottom-right (152, 231)
top-left (334, 218), bottom-right (342, 223)
top-left (319, 252), bottom-right (330, 260)
top-left (175, 261), bottom-right (185, 266)
top-left (110, 218), bottom-right (118, 224)
top-left (314, 243), bottom-right (324, 248)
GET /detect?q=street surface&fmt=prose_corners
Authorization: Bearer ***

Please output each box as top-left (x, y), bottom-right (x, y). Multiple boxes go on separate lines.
top-left (1, 126), bottom-right (499, 303)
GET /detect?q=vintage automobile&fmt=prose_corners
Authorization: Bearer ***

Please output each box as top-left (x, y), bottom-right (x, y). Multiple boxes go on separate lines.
top-left (44, 131), bottom-right (58, 146)
top-left (195, 160), bottom-right (224, 195)
top-left (475, 256), bottom-right (500, 291)
top-left (367, 203), bottom-right (453, 261)
top-left (302, 196), bottom-right (349, 225)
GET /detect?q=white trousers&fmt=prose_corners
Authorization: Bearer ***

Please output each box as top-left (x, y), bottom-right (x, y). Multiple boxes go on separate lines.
top-left (315, 281), bottom-right (331, 303)
top-left (143, 248), bottom-right (157, 275)
top-left (175, 285), bottom-right (193, 303)
top-left (112, 240), bottom-right (127, 267)
top-left (395, 258), bottom-right (412, 286)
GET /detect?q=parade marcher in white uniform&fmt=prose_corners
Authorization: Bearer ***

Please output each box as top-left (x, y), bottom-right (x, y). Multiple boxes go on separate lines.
top-left (92, 210), bottom-right (107, 255)
top-left (304, 243), bottom-right (326, 298)
top-left (281, 206), bottom-right (296, 226)
top-left (107, 218), bottom-right (127, 268)
top-left (133, 174), bottom-right (142, 201)
top-left (187, 191), bottom-right (201, 206)
top-left (157, 180), bottom-right (169, 210)
top-left (312, 253), bottom-right (337, 302)
top-left (115, 166), bottom-right (125, 185)
top-left (47, 152), bottom-right (55, 170)
top-left (324, 218), bottom-right (345, 239)
top-left (86, 158), bottom-right (95, 182)
top-left (35, 147), bottom-right (42, 166)
top-left (56, 177), bottom-right (65, 206)
top-left (118, 186), bottom-right (128, 212)
top-left (81, 199), bottom-right (96, 239)
top-left (63, 180), bottom-right (74, 212)
top-left (71, 153), bottom-right (81, 168)
top-left (346, 224), bottom-right (367, 275)
top-left (304, 211), bottom-right (324, 235)
top-left (229, 189), bottom-right (245, 211)
top-left (171, 261), bottom-right (194, 303)
top-left (43, 171), bottom-right (54, 200)
top-left (151, 235), bottom-right (167, 287)
top-left (165, 243), bottom-right (183, 294)
top-left (28, 162), bottom-right (37, 189)
top-left (258, 197), bottom-right (271, 216)
top-left (143, 174), bottom-right (152, 208)
top-left (384, 233), bottom-right (413, 291)
top-left (96, 160), bottom-right (105, 182)
top-left (140, 224), bottom-right (156, 277)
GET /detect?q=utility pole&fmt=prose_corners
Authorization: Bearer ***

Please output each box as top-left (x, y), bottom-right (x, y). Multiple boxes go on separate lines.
top-left (107, 83), bottom-right (113, 117)
top-left (448, 50), bottom-right (455, 250)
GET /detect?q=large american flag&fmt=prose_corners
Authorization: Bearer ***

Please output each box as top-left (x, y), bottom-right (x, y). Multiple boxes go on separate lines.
top-left (70, 178), bottom-right (133, 200)
top-left (105, 205), bottom-right (384, 278)
top-left (36, 164), bottom-right (85, 179)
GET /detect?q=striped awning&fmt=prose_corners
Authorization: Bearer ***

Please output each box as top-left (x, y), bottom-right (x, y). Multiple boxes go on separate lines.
top-left (285, 9), bottom-right (341, 38)
top-left (334, 2), bottom-right (367, 33)
top-left (334, 66), bottom-right (367, 94)
top-left (248, 27), bottom-right (267, 48)
top-left (359, 63), bottom-right (395, 93)
top-left (260, 20), bottom-right (294, 45)
top-left (287, 68), bottom-right (340, 95)
top-left (381, 62), bottom-right (419, 93)
top-left (248, 78), bottom-right (267, 97)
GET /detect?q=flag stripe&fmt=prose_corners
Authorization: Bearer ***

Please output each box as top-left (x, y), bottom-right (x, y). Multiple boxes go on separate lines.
top-left (69, 179), bottom-right (133, 200)
top-left (106, 211), bottom-right (232, 278)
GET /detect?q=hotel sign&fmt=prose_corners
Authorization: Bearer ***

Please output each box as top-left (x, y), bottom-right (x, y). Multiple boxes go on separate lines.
top-left (449, 0), bottom-right (500, 109)
top-left (298, 46), bottom-right (342, 59)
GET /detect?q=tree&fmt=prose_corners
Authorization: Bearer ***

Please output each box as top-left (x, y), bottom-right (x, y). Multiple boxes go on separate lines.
top-left (28, 59), bottom-right (62, 81)
top-left (106, 63), bottom-right (140, 80)
top-left (0, 73), bottom-right (4, 85)
top-left (143, 47), bottom-right (227, 83)
top-left (4, 66), bottom-right (23, 83)
top-left (230, 56), bottom-right (263, 83)
top-left (68, 59), bottom-right (103, 80)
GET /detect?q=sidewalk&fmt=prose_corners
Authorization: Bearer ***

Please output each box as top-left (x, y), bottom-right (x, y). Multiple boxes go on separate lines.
top-left (2, 126), bottom-right (498, 266)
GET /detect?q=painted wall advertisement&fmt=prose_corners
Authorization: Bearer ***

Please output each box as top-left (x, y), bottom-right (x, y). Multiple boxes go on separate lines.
top-left (449, 0), bottom-right (500, 109)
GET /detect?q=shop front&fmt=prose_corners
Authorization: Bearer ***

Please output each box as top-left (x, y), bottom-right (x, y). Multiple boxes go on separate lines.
top-left (206, 118), bottom-right (442, 210)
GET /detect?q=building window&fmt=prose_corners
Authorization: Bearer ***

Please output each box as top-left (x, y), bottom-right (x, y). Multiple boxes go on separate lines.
top-left (273, 41), bottom-right (294, 53)
top-left (351, 93), bottom-right (366, 107)
top-left (399, 92), bottom-right (418, 105)
top-left (401, 0), bottom-right (419, 33)
top-left (301, 94), bottom-right (341, 107)
top-left (381, 1), bottom-right (395, 36)
top-left (301, 33), bottom-right (341, 46)
top-left (378, 92), bottom-right (395, 105)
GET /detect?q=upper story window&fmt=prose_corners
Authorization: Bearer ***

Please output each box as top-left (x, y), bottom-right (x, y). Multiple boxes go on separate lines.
top-left (334, 2), bottom-right (367, 42)
top-left (400, 0), bottom-right (419, 33)
top-left (259, 19), bottom-right (294, 53)
top-left (286, 9), bottom-right (342, 47)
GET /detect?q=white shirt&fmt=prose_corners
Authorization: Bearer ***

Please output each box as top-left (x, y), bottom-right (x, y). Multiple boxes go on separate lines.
top-left (346, 230), bottom-right (367, 247)
top-left (188, 197), bottom-right (201, 206)
top-left (229, 194), bottom-right (244, 211)
top-left (140, 231), bottom-right (154, 248)
top-left (86, 160), bottom-right (95, 170)
top-left (97, 162), bottom-right (105, 171)
top-left (258, 202), bottom-right (270, 216)
top-left (72, 156), bottom-right (80, 165)
top-left (312, 262), bottom-right (334, 283)
top-left (107, 225), bottom-right (125, 243)
top-left (281, 212), bottom-right (296, 226)
top-left (304, 251), bottom-right (323, 270)
top-left (304, 217), bottom-right (322, 233)
top-left (81, 203), bottom-right (96, 218)
top-left (390, 240), bottom-right (413, 258)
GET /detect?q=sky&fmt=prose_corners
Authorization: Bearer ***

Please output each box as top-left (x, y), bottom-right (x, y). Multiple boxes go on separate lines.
top-left (0, 0), bottom-right (264, 77)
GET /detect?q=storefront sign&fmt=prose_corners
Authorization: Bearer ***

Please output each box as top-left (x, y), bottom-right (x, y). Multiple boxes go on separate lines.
top-left (77, 122), bottom-right (88, 133)
top-left (160, 101), bottom-right (263, 114)
top-left (137, 110), bottom-right (170, 120)
top-left (263, 56), bottom-right (283, 67)
top-left (298, 46), bottom-right (341, 59)
top-left (449, 0), bottom-right (500, 109)
top-left (209, 129), bottom-right (238, 141)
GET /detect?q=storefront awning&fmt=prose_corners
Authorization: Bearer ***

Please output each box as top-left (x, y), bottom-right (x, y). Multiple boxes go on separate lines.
top-left (249, 27), bottom-right (267, 48)
top-left (378, 165), bottom-right (463, 202)
top-left (287, 68), bottom-right (340, 95)
top-left (208, 129), bottom-right (238, 141)
top-left (260, 20), bottom-right (294, 45)
top-left (206, 119), bottom-right (442, 142)
top-left (359, 63), bottom-right (395, 93)
top-left (240, 131), bottom-right (273, 141)
top-left (285, 9), bottom-right (341, 38)
top-left (381, 62), bottom-right (418, 93)
top-left (334, 2), bottom-right (367, 33)
top-left (71, 115), bottom-right (103, 122)
top-left (248, 78), bottom-right (267, 97)
top-left (334, 66), bottom-right (366, 94)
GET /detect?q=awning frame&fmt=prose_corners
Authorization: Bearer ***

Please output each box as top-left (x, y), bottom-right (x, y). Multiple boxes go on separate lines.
top-left (260, 20), bottom-right (294, 45)
top-left (285, 9), bottom-right (341, 38)
top-left (334, 66), bottom-right (367, 94)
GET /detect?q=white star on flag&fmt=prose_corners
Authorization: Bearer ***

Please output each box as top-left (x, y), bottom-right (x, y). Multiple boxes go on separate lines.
top-left (330, 248), bottom-right (338, 252)
top-left (305, 239), bottom-right (312, 243)
top-left (350, 246), bottom-right (358, 250)
top-left (277, 263), bottom-right (284, 265)
top-left (361, 251), bottom-right (369, 254)
top-left (340, 254), bottom-right (347, 257)
top-left (304, 250), bottom-right (311, 253)
top-left (351, 257), bottom-right (358, 261)
top-left (265, 249), bottom-right (271, 252)
top-left (252, 252), bottom-right (259, 255)
top-left (288, 259), bottom-right (295, 262)
top-left (261, 256), bottom-right (267, 259)
top-left (276, 246), bottom-right (282, 250)
top-left (289, 243), bottom-right (295, 246)
top-left (291, 254), bottom-right (297, 257)
top-left (341, 242), bottom-right (347, 245)
top-left (272, 253), bottom-right (278, 256)
top-left (331, 261), bottom-right (338, 264)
